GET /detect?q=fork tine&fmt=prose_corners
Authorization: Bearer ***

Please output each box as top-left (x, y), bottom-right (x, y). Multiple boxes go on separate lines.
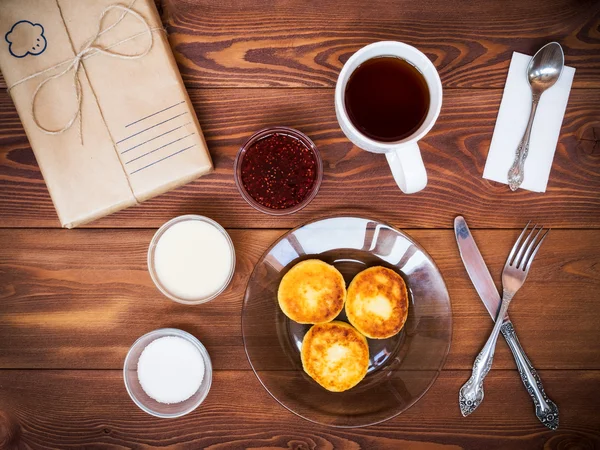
top-left (519, 226), bottom-right (544, 269)
top-left (514, 224), bottom-right (539, 268)
top-left (523, 229), bottom-right (550, 272)
top-left (507, 221), bottom-right (531, 266)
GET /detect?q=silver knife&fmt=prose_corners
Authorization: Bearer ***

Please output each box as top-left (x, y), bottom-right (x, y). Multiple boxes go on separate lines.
top-left (454, 216), bottom-right (559, 430)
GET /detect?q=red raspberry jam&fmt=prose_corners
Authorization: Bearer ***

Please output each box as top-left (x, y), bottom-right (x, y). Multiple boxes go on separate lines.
top-left (240, 133), bottom-right (318, 210)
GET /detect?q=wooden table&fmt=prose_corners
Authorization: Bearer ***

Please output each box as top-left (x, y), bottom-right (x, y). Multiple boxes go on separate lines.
top-left (1, 0), bottom-right (599, 448)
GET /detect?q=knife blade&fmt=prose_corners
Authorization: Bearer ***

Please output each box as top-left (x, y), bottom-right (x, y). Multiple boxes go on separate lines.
top-left (454, 216), bottom-right (506, 323)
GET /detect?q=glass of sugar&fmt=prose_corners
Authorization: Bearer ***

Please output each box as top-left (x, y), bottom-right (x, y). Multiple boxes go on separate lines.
top-left (123, 328), bottom-right (213, 418)
top-left (148, 215), bottom-right (236, 305)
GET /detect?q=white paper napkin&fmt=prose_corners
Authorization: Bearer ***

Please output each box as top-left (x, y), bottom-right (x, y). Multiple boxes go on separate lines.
top-left (483, 52), bottom-right (575, 192)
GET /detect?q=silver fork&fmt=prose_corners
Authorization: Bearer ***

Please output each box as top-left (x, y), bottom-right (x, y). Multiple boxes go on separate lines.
top-left (459, 222), bottom-right (549, 417)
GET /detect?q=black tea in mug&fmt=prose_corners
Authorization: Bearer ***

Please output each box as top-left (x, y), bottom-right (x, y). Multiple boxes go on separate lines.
top-left (344, 57), bottom-right (430, 142)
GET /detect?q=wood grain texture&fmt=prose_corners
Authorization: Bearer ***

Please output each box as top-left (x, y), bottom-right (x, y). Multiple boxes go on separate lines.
top-left (1, 0), bottom-right (599, 90)
top-left (160, 0), bottom-right (600, 89)
top-left (1, 228), bottom-right (598, 371)
top-left (0, 370), bottom-right (598, 449)
top-left (0, 88), bottom-right (598, 229)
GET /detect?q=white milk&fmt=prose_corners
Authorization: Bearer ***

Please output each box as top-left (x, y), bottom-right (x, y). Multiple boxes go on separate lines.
top-left (154, 220), bottom-right (233, 301)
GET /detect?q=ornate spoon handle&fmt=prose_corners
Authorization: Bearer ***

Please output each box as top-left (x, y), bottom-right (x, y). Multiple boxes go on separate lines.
top-left (507, 93), bottom-right (540, 191)
top-left (501, 320), bottom-right (559, 430)
top-left (459, 293), bottom-right (513, 416)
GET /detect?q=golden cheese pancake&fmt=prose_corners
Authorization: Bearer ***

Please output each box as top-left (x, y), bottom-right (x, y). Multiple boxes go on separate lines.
top-left (278, 259), bottom-right (346, 324)
top-left (345, 266), bottom-right (409, 339)
top-left (301, 321), bottom-right (369, 392)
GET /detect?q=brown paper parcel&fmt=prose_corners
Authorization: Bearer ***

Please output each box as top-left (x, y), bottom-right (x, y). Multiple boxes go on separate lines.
top-left (0, 0), bottom-right (213, 228)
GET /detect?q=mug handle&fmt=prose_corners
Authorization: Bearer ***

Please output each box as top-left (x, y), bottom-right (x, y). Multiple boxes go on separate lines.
top-left (385, 143), bottom-right (428, 194)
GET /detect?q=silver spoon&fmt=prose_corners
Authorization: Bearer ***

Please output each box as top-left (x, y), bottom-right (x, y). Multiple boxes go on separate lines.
top-left (507, 42), bottom-right (564, 191)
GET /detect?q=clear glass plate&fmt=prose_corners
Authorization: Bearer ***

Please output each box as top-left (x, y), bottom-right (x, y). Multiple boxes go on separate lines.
top-left (242, 216), bottom-right (452, 427)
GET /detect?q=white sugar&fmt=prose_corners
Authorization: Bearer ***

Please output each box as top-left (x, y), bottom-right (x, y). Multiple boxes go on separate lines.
top-left (137, 336), bottom-right (205, 404)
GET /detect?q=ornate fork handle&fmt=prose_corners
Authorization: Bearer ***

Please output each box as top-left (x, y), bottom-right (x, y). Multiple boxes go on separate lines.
top-left (501, 320), bottom-right (559, 430)
top-left (507, 93), bottom-right (540, 191)
top-left (458, 336), bottom-right (495, 416)
top-left (459, 292), bottom-right (513, 416)
top-left (459, 297), bottom-right (508, 415)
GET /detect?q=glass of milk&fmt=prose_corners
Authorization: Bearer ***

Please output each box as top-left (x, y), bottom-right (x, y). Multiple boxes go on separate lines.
top-left (148, 215), bottom-right (236, 304)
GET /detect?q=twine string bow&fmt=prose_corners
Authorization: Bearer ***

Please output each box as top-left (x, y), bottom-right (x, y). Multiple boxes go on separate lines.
top-left (7, 1), bottom-right (162, 143)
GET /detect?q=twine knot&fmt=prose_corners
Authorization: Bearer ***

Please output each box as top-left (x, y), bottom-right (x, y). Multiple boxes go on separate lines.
top-left (7, 0), bottom-right (164, 144)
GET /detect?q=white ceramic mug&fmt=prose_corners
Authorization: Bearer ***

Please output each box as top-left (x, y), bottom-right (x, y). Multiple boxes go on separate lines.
top-left (335, 41), bottom-right (443, 194)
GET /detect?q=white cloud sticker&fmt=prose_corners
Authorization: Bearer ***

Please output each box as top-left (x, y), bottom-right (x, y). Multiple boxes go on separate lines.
top-left (5, 20), bottom-right (47, 58)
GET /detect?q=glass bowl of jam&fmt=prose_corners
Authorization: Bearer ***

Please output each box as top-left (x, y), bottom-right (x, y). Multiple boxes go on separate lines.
top-left (234, 127), bottom-right (323, 215)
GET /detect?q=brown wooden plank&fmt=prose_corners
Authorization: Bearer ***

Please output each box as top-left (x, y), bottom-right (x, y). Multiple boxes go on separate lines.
top-left (158, 0), bottom-right (600, 89)
top-left (0, 88), bottom-right (598, 229)
top-left (1, 228), bottom-right (598, 370)
top-left (166, 0), bottom-right (600, 89)
top-left (0, 369), bottom-right (598, 449)
top-left (1, 0), bottom-right (599, 90)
